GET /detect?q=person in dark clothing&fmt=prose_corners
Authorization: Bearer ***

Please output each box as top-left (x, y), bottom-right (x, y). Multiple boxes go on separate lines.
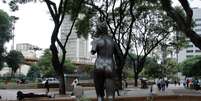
top-left (165, 80), bottom-right (169, 88)
top-left (44, 80), bottom-right (49, 94)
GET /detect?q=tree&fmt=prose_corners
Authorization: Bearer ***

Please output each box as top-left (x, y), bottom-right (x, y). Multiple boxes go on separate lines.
top-left (6, 50), bottom-right (24, 77)
top-left (7, 0), bottom-right (84, 94)
top-left (63, 60), bottom-right (76, 74)
top-left (163, 58), bottom-right (178, 78)
top-left (161, 0), bottom-right (201, 50)
top-left (180, 56), bottom-right (201, 77)
top-left (44, 0), bottom-right (84, 94)
top-left (26, 64), bottom-right (41, 81)
top-left (38, 49), bottom-right (55, 77)
top-left (38, 49), bottom-right (76, 77)
top-left (127, 1), bottom-right (176, 86)
top-left (0, 9), bottom-right (13, 70)
top-left (142, 57), bottom-right (162, 79)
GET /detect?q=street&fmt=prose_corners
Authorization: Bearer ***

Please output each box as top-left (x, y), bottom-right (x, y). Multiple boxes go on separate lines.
top-left (1, 84), bottom-right (201, 100)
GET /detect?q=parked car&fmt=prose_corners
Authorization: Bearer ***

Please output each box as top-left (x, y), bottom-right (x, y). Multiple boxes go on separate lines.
top-left (42, 78), bottom-right (59, 84)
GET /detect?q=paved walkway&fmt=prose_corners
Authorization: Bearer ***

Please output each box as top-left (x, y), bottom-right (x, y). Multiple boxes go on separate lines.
top-left (0, 84), bottom-right (201, 100)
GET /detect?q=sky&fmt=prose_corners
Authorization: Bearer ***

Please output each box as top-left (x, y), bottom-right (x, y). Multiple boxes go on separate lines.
top-left (0, 0), bottom-right (201, 51)
top-left (0, 1), bottom-right (54, 51)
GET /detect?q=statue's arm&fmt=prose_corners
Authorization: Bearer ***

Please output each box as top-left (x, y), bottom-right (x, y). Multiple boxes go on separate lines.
top-left (91, 50), bottom-right (96, 55)
top-left (91, 39), bottom-right (97, 55)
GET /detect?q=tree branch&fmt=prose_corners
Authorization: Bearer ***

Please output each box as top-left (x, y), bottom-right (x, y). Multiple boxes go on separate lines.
top-left (44, 0), bottom-right (58, 23)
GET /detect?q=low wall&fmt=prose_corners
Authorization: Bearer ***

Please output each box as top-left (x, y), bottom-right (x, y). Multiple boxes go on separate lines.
top-left (12, 95), bottom-right (201, 101)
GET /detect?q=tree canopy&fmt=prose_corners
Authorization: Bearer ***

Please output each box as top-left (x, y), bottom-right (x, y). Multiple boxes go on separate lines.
top-left (180, 56), bottom-right (201, 77)
top-left (26, 64), bottom-right (41, 80)
top-left (37, 49), bottom-right (76, 77)
top-left (6, 50), bottom-right (24, 76)
top-left (0, 9), bottom-right (13, 70)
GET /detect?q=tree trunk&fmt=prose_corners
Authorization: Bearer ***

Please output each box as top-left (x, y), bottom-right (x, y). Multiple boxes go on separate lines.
top-left (116, 69), bottom-right (123, 89)
top-left (50, 44), bottom-right (66, 94)
top-left (50, 27), bottom-right (66, 94)
top-left (58, 72), bottom-right (65, 94)
top-left (134, 72), bottom-right (138, 87)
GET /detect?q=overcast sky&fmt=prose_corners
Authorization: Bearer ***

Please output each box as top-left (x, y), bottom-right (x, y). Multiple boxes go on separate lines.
top-left (0, 0), bottom-right (201, 51)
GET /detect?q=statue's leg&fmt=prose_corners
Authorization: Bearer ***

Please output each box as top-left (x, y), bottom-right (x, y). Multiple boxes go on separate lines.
top-left (94, 70), bottom-right (105, 101)
top-left (105, 78), bottom-right (115, 101)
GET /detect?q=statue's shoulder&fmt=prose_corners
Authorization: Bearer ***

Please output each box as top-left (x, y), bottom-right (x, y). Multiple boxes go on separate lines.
top-left (102, 35), bottom-right (112, 39)
top-left (93, 37), bottom-right (102, 41)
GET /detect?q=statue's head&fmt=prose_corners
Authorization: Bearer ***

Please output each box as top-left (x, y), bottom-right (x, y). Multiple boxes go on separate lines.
top-left (96, 19), bottom-right (108, 36)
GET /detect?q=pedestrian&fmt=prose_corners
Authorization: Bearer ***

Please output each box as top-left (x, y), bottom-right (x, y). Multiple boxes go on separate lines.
top-left (71, 78), bottom-right (79, 96)
top-left (73, 84), bottom-right (83, 101)
top-left (157, 80), bottom-right (161, 91)
top-left (44, 79), bottom-right (49, 95)
top-left (71, 78), bottom-right (79, 88)
top-left (161, 80), bottom-right (166, 91)
top-left (174, 80), bottom-right (177, 86)
top-left (165, 80), bottom-right (169, 88)
top-left (186, 79), bottom-right (189, 87)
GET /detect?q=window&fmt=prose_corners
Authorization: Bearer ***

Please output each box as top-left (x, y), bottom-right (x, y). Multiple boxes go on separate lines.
top-left (195, 18), bottom-right (201, 21)
top-left (186, 45), bottom-right (193, 48)
top-left (195, 50), bottom-right (201, 52)
top-left (186, 50), bottom-right (193, 53)
top-left (196, 23), bottom-right (201, 26)
top-left (186, 39), bottom-right (191, 43)
top-left (186, 55), bottom-right (193, 58)
top-left (194, 29), bottom-right (201, 32)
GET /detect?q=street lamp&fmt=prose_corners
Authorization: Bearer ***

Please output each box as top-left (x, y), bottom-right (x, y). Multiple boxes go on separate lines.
top-left (10, 16), bottom-right (19, 50)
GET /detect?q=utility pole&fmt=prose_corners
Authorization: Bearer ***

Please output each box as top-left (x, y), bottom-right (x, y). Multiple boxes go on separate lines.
top-left (10, 16), bottom-right (19, 50)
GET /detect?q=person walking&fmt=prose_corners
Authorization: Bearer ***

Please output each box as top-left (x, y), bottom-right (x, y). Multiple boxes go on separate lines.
top-left (44, 79), bottom-right (49, 95)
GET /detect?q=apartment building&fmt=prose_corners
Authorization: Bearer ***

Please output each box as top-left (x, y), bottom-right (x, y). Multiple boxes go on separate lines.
top-left (60, 15), bottom-right (92, 64)
top-left (178, 8), bottom-right (201, 62)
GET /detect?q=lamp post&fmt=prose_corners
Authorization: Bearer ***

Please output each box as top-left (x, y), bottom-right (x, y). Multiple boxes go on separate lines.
top-left (10, 16), bottom-right (19, 50)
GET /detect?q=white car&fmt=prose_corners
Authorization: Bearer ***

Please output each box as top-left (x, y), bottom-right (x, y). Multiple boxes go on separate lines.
top-left (42, 78), bottom-right (59, 84)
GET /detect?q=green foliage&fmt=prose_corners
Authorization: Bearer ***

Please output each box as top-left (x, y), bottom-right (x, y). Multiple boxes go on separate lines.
top-left (191, 60), bottom-right (201, 77)
top-left (142, 57), bottom-right (162, 78)
top-left (142, 58), bottom-right (178, 79)
top-left (6, 50), bottom-right (24, 74)
top-left (26, 64), bottom-right (41, 80)
top-left (180, 56), bottom-right (201, 77)
top-left (63, 60), bottom-right (76, 73)
top-left (38, 49), bottom-right (55, 77)
top-left (76, 14), bottom-right (92, 39)
top-left (163, 58), bottom-right (178, 78)
top-left (38, 49), bottom-right (76, 77)
top-left (80, 96), bottom-right (90, 101)
top-left (160, 0), bottom-right (172, 11)
top-left (74, 2), bottom-right (96, 39)
top-left (0, 9), bottom-right (12, 70)
top-left (65, 0), bottom-right (84, 20)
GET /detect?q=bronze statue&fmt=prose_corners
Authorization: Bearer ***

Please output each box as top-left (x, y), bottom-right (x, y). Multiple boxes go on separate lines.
top-left (91, 21), bottom-right (118, 101)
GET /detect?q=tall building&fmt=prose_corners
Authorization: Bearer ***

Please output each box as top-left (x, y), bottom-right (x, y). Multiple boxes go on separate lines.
top-left (178, 8), bottom-right (201, 63)
top-left (16, 43), bottom-right (39, 59)
top-left (60, 15), bottom-right (93, 64)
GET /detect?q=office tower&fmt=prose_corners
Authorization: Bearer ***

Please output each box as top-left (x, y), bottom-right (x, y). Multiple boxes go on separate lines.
top-left (178, 8), bottom-right (201, 62)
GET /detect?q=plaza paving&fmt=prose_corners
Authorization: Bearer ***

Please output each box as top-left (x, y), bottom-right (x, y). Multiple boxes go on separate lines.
top-left (1, 84), bottom-right (201, 100)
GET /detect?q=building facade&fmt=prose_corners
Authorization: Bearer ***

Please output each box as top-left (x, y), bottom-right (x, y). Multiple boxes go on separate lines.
top-left (60, 15), bottom-right (93, 65)
top-left (178, 8), bottom-right (201, 63)
top-left (16, 43), bottom-right (39, 59)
